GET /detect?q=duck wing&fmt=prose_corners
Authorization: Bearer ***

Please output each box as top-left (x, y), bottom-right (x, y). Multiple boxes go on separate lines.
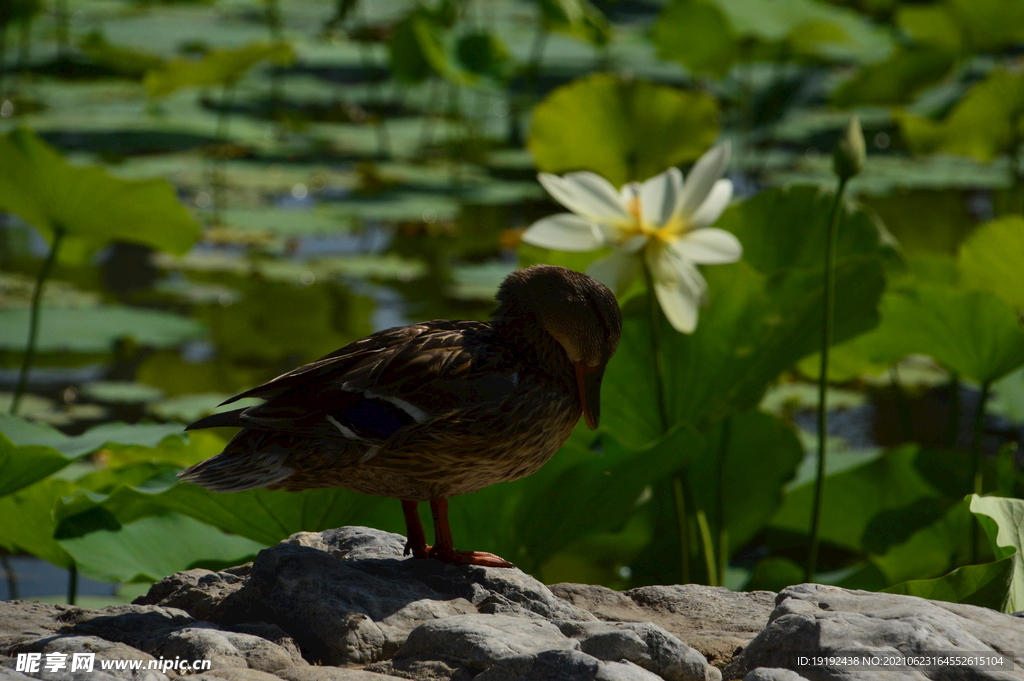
top-left (187, 320), bottom-right (517, 448)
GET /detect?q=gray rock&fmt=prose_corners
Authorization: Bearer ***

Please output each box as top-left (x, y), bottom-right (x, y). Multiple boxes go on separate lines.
top-left (723, 583), bottom-right (1024, 681)
top-left (363, 657), bottom-right (470, 681)
top-left (557, 621), bottom-right (720, 681)
top-left (398, 615), bottom-right (577, 670)
top-left (5, 528), bottom-right (746, 681)
top-left (0, 666), bottom-right (35, 681)
top-left (744, 669), bottom-right (808, 681)
top-left (157, 527), bottom-right (595, 666)
top-left (1, 657), bottom-right (125, 681)
top-left (0, 603), bottom-right (71, 651)
top-left (147, 627), bottom-right (303, 672)
top-left (47, 604), bottom-right (301, 673)
top-left (275, 665), bottom-right (409, 681)
top-left (474, 649), bottom-right (663, 681)
top-left (136, 568), bottom-right (248, 622)
top-left (6, 635), bottom-right (163, 681)
top-left (174, 668), bottom-right (281, 681)
top-left (550, 583), bottom-right (775, 669)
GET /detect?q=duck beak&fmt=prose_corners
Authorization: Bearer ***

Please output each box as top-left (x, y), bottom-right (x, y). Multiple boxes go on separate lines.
top-left (574, 362), bottom-right (606, 430)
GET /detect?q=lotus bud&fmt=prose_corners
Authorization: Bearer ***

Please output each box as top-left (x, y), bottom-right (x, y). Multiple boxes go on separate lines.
top-left (833, 116), bottom-right (865, 181)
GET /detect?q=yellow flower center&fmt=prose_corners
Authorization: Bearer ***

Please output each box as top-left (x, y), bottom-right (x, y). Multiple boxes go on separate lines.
top-left (619, 195), bottom-right (689, 244)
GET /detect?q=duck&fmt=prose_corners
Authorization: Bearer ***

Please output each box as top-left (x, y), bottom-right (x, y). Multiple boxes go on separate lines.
top-left (179, 264), bottom-right (622, 568)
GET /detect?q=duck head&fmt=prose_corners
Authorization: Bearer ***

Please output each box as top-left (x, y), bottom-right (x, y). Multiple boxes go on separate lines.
top-left (495, 265), bottom-right (622, 429)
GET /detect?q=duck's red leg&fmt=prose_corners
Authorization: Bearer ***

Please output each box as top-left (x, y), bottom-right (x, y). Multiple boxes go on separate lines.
top-left (401, 499), bottom-right (429, 559)
top-left (427, 497), bottom-right (516, 568)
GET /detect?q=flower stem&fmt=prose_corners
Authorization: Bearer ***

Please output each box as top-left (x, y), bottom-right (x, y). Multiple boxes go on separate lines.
top-left (641, 263), bottom-right (668, 430)
top-left (642, 263), bottom-right (692, 582)
top-left (695, 508), bottom-right (717, 586)
top-left (716, 417), bottom-right (731, 587)
top-left (11, 227), bottom-right (65, 416)
top-left (970, 381), bottom-right (991, 564)
top-left (672, 474), bottom-right (691, 584)
top-left (806, 176), bottom-right (849, 583)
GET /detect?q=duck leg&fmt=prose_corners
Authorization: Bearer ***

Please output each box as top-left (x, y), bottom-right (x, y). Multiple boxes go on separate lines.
top-left (401, 499), bottom-right (429, 558)
top-left (427, 497), bottom-right (516, 568)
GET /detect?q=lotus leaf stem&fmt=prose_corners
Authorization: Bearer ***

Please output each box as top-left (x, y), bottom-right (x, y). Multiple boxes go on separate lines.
top-left (11, 226), bottom-right (65, 416)
top-left (0, 554), bottom-right (17, 600)
top-left (67, 562), bottom-right (77, 605)
top-left (970, 381), bottom-right (991, 564)
top-left (806, 176), bottom-right (849, 583)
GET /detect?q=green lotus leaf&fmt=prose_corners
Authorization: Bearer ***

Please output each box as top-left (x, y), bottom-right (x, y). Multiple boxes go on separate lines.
top-left (958, 215), bottom-right (1024, 312)
top-left (770, 445), bottom-right (945, 554)
top-left (535, 0), bottom-right (611, 46)
top-left (831, 46), bottom-right (957, 107)
top-left (78, 30), bottom-right (165, 80)
top-left (870, 284), bottom-right (1024, 384)
top-left (144, 41), bottom-right (296, 98)
top-left (652, 0), bottom-right (739, 78)
top-left (528, 73), bottom-right (720, 186)
top-left (898, 69), bottom-right (1024, 162)
top-left (0, 414), bottom-right (186, 498)
top-left (456, 31), bottom-right (512, 81)
top-left (0, 306), bottom-right (205, 353)
top-left (58, 513), bottom-right (266, 584)
top-left (0, 128), bottom-right (201, 255)
top-left (970, 494), bottom-right (1024, 613)
top-left (883, 556), bottom-right (1014, 611)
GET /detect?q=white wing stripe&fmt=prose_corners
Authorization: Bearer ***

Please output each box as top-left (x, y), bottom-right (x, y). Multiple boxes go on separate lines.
top-left (364, 390), bottom-right (430, 423)
top-left (326, 415), bottom-right (365, 440)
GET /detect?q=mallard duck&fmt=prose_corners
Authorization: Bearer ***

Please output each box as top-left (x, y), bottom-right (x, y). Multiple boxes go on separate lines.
top-left (180, 264), bottom-right (622, 568)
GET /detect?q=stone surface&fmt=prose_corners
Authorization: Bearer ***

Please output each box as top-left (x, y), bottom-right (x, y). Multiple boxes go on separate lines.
top-left (142, 527), bottom-right (600, 667)
top-left (6, 635), bottom-right (163, 681)
top-left (550, 583), bottom-right (775, 669)
top-left (743, 669), bottom-right (808, 681)
top-left (723, 583), bottom-right (1024, 681)
top-left (557, 621), bottom-right (719, 681)
top-left (13, 527), bottom-right (1024, 681)
top-left (275, 666), bottom-right (408, 681)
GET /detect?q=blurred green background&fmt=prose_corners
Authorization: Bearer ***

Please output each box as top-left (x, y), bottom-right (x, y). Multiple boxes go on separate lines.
top-left (1, 0), bottom-right (1024, 613)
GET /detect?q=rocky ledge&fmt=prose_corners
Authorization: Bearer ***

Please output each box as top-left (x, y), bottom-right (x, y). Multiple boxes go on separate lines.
top-left (2, 527), bottom-right (1022, 681)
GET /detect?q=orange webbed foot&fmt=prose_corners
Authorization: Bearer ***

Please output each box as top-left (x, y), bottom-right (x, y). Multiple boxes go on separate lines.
top-left (424, 545), bottom-right (516, 568)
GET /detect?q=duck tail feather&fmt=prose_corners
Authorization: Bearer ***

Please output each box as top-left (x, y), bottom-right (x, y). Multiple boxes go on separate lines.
top-left (186, 408), bottom-right (248, 431)
top-left (178, 430), bottom-right (293, 492)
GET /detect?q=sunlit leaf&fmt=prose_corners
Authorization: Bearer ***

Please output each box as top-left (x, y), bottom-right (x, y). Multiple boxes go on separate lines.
top-left (970, 494), bottom-right (1024, 613)
top-left (528, 73), bottom-right (720, 186)
top-left (883, 556), bottom-right (1014, 611)
top-left (0, 128), bottom-right (201, 255)
top-left (958, 215), bottom-right (1024, 312)
top-left (868, 284), bottom-right (1024, 384)
top-left (144, 41), bottom-right (296, 98)
top-left (0, 414), bottom-right (185, 497)
top-left (58, 513), bottom-right (266, 583)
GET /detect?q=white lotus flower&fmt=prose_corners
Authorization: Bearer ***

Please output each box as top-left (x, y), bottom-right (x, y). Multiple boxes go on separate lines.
top-left (523, 142), bottom-right (741, 333)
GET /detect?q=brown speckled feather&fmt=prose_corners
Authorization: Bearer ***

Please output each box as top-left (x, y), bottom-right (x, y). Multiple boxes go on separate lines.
top-left (180, 265), bottom-right (621, 505)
